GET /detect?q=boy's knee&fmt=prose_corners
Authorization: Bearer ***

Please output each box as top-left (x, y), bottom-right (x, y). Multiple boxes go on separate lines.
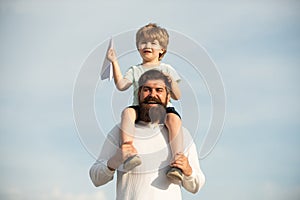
top-left (122, 107), bottom-right (134, 115)
top-left (122, 107), bottom-right (137, 120)
top-left (166, 113), bottom-right (181, 124)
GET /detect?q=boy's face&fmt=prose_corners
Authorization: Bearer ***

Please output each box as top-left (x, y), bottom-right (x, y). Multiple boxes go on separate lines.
top-left (138, 39), bottom-right (161, 50)
top-left (137, 39), bottom-right (164, 62)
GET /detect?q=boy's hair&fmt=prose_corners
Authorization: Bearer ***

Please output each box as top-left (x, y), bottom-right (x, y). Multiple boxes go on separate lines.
top-left (136, 23), bottom-right (169, 60)
top-left (138, 69), bottom-right (171, 93)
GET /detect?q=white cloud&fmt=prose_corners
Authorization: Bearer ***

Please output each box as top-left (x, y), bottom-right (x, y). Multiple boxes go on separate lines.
top-left (262, 182), bottom-right (300, 200)
top-left (219, 49), bottom-right (300, 128)
top-left (0, 187), bottom-right (107, 200)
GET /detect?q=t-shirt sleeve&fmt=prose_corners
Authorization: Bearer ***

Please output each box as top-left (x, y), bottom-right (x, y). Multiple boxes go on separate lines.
top-left (89, 125), bottom-right (120, 187)
top-left (164, 64), bottom-right (181, 83)
top-left (181, 127), bottom-right (205, 194)
top-left (123, 66), bottom-right (134, 82)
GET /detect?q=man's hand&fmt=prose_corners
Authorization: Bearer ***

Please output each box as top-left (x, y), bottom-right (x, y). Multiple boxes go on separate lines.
top-left (170, 153), bottom-right (192, 176)
top-left (107, 48), bottom-right (117, 62)
top-left (107, 141), bottom-right (138, 171)
top-left (121, 141), bottom-right (138, 161)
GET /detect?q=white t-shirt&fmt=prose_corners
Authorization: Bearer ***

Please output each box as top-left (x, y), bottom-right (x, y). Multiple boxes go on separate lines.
top-left (124, 63), bottom-right (181, 106)
top-left (89, 122), bottom-right (205, 200)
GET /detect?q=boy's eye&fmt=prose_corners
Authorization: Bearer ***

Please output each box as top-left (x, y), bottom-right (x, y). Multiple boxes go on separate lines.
top-left (152, 41), bottom-right (160, 46)
top-left (138, 41), bottom-right (146, 46)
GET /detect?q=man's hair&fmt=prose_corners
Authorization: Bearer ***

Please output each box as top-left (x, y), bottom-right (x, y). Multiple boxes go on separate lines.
top-left (138, 69), bottom-right (171, 93)
top-left (136, 23), bottom-right (169, 60)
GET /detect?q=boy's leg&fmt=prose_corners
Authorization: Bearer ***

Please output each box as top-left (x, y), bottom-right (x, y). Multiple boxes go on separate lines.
top-left (121, 107), bottom-right (142, 171)
top-left (165, 112), bottom-right (184, 182)
top-left (121, 107), bottom-right (136, 144)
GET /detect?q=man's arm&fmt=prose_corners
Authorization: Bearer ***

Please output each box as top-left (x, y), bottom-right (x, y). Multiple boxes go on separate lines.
top-left (89, 131), bottom-right (118, 187)
top-left (171, 145), bottom-right (205, 194)
top-left (170, 153), bottom-right (192, 176)
top-left (89, 159), bottom-right (115, 187)
top-left (89, 128), bottom-right (138, 187)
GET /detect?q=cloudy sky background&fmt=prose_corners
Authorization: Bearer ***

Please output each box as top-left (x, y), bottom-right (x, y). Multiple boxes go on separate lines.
top-left (1, 0), bottom-right (299, 199)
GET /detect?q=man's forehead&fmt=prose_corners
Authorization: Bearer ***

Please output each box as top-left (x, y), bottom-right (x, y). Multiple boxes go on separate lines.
top-left (142, 79), bottom-right (166, 88)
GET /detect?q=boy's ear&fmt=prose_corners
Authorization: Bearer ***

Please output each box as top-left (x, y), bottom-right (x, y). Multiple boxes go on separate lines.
top-left (159, 49), bottom-right (167, 60)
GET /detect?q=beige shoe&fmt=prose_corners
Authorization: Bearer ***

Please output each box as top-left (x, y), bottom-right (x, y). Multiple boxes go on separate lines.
top-left (167, 167), bottom-right (183, 182)
top-left (123, 155), bottom-right (142, 171)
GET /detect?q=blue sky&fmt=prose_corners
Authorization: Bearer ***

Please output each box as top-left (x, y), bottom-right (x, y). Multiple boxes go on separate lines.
top-left (0, 0), bottom-right (299, 199)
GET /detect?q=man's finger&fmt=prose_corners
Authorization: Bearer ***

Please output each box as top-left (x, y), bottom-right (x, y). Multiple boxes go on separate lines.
top-left (123, 141), bottom-right (133, 145)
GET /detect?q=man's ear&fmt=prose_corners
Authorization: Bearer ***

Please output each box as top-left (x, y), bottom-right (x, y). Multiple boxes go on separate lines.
top-left (166, 92), bottom-right (171, 103)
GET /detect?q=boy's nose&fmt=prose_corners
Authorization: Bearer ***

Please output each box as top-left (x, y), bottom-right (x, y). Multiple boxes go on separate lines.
top-left (145, 42), bottom-right (152, 48)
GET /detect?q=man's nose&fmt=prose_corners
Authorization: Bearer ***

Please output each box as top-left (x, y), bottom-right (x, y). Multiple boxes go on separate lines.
top-left (150, 89), bottom-right (157, 97)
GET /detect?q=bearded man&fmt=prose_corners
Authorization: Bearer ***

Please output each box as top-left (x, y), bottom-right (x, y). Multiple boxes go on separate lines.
top-left (89, 70), bottom-right (205, 200)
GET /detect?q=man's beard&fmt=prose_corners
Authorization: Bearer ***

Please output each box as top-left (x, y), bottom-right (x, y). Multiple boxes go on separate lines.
top-left (139, 96), bottom-right (167, 123)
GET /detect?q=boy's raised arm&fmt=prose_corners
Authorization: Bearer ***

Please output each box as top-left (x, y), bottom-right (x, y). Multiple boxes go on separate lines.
top-left (107, 48), bottom-right (132, 91)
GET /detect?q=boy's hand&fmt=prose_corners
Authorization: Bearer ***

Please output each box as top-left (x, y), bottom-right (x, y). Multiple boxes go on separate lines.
top-left (162, 72), bottom-right (181, 100)
top-left (107, 48), bottom-right (117, 62)
top-left (162, 73), bottom-right (173, 84)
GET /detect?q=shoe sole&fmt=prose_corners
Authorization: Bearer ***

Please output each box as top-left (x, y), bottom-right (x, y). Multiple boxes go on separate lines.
top-left (167, 168), bottom-right (183, 182)
top-left (123, 155), bottom-right (142, 171)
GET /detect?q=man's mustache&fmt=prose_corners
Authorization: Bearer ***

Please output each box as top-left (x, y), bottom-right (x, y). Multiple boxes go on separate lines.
top-left (141, 96), bottom-right (162, 105)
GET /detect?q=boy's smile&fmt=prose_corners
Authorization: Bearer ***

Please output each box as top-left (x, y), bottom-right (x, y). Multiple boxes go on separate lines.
top-left (143, 48), bottom-right (152, 53)
top-left (138, 40), bottom-right (164, 64)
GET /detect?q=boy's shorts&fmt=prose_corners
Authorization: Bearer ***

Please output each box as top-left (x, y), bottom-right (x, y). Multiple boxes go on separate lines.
top-left (128, 105), bottom-right (181, 123)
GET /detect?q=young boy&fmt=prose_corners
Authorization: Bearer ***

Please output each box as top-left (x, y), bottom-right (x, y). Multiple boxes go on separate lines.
top-left (107, 23), bottom-right (183, 181)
